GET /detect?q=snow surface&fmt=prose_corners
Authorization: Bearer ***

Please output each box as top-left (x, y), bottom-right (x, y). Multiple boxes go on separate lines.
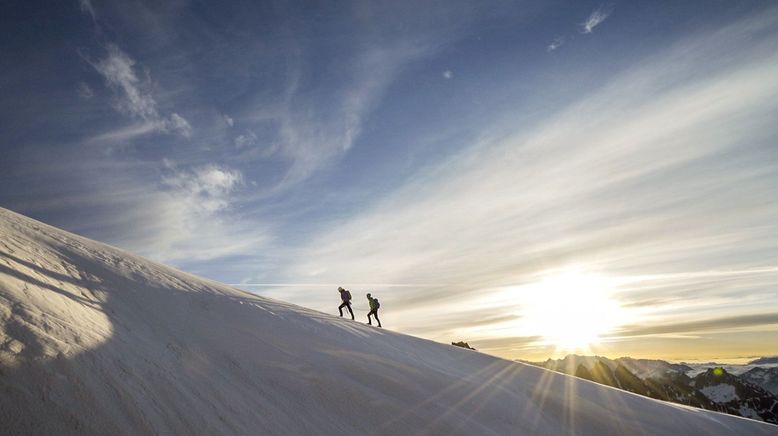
top-left (700, 384), bottom-right (739, 403)
top-left (0, 207), bottom-right (776, 435)
top-left (739, 405), bottom-right (762, 420)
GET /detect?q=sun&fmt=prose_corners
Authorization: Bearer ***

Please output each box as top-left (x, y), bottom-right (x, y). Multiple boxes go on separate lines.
top-left (519, 268), bottom-right (623, 351)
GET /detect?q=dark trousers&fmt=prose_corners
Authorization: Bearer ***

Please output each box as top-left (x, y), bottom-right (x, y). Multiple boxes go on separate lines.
top-left (339, 301), bottom-right (354, 319)
top-left (367, 309), bottom-right (381, 327)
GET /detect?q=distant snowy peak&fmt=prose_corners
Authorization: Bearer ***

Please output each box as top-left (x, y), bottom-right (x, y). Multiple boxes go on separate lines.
top-left (543, 355), bottom-right (691, 379)
top-left (750, 357), bottom-right (778, 365)
top-left (742, 367), bottom-right (778, 396)
top-left (544, 354), bottom-right (614, 373)
top-left (617, 356), bottom-right (693, 379)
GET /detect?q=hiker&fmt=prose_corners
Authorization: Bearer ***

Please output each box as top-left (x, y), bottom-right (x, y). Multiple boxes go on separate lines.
top-left (366, 292), bottom-right (381, 327)
top-left (338, 286), bottom-right (354, 320)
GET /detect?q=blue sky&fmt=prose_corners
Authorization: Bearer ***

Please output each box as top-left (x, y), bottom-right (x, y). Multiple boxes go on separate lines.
top-left (2, 1), bottom-right (778, 360)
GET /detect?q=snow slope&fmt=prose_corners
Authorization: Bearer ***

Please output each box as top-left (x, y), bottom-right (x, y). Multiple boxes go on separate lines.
top-left (0, 207), bottom-right (775, 435)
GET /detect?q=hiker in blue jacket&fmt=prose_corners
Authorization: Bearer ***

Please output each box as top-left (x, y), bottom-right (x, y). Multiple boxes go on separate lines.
top-left (338, 286), bottom-right (354, 320)
top-left (366, 292), bottom-right (382, 327)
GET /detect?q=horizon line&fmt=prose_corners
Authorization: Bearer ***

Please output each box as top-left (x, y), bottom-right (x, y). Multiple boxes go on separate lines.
top-left (230, 283), bottom-right (446, 288)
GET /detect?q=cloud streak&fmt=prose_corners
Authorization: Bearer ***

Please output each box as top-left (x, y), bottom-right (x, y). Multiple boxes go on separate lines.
top-left (615, 313), bottom-right (778, 338)
top-left (241, 40), bottom-right (432, 194)
top-left (91, 45), bottom-right (192, 137)
top-left (234, 131), bottom-right (257, 149)
top-left (162, 164), bottom-right (244, 214)
top-left (77, 82), bottom-right (94, 99)
top-left (581, 5), bottom-right (613, 34)
top-left (79, 0), bottom-right (95, 20)
top-left (87, 161), bottom-right (263, 264)
top-left (547, 36), bottom-right (565, 52)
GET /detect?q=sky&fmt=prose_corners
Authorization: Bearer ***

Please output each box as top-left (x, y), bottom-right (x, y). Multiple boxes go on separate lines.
top-left (2, 0), bottom-right (778, 362)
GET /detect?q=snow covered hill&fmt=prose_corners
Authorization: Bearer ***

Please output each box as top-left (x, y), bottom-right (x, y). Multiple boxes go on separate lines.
top-left (0, 207), bottom-right (776, 435)
top-left (742, 367), bottom-right (778, 396)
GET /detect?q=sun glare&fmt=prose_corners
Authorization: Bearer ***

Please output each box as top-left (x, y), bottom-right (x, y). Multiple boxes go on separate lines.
top-left (520, 269), bottom-right (624, 351)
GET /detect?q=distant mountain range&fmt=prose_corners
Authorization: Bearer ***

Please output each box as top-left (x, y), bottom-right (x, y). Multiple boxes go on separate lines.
top-left (528, 355), bottom-right (778, 424)
top-left (749, 356), bottom-right (778, 365)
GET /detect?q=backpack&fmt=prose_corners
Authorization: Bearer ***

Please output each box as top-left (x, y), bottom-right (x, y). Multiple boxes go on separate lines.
top-left (373, 298), bottom-right (380, 309)
top-left (344, 290), bottom-right (352, 301)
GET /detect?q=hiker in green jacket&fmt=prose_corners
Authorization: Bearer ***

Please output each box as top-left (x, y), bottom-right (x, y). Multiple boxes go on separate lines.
top-left (366, 293), bottom-right (382, 327)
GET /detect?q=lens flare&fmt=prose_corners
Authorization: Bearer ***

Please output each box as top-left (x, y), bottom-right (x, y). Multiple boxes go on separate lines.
top-left (519, 268), bottom-right (624, 351)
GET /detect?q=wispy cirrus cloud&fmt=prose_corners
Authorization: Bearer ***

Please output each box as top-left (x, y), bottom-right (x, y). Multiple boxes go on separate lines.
top-left (63, 3), bottom-right (465, 269)
top-left (90, 45), bottom-right (192, 137)
top-left (581, 5), bottom-right (613, 34)
top-left (162, 163), bottom-right (244, 214)
top-left (142, 163), bottom-right (264, 262)
top-left (82, 123), bottom-right (159, 146)
top-left (547, 36), bottom-right (565, 51)
top-left (165, 113), bottom-right (192, 137)
top-left (79, 0), bottom-right (95, 20)
top-left (246, 41), bottom-right (431, 191)
top-left (99, 162), bottom-right (260, 263)
top-left (77, 82), bottom-right (94, 99)
top-left (615, 313), bottom-right (778, 338)
top-left (11, 155), bottom-right (265, 264)
top-left (545, 5), bottom-right (610, 52)
top-left (92, 45), bottom-right (157, 118)
top-left (234, 131), bottom-right (257, 148)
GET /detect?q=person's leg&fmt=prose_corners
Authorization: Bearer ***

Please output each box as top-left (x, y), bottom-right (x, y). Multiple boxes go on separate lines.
top-left (346, 303), bottom-right (354, 320)
top-left (374, 310), bottom-right (381, 327)
top-left (367, 310), bottom-right (374, 325)
top-left (338, 302), bottom-right (346, 316)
